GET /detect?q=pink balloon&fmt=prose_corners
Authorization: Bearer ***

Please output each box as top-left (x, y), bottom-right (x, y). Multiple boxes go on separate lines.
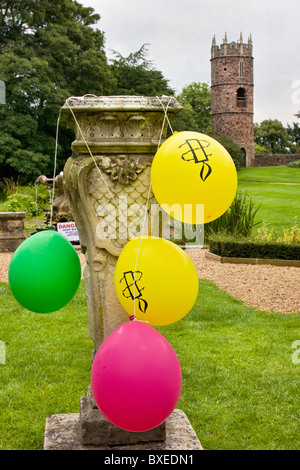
top-left (91, 320), bottom-right (182, 432)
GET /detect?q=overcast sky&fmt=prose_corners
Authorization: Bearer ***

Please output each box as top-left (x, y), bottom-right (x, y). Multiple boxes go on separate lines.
top-left (81, 0), bottom-right (300, 126)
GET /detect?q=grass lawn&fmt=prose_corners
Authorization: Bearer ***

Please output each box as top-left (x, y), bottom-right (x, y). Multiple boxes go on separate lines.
top-left (237, 165), bottom-right (300, 184)
top-left (0, 279), bottom-right (299, 450)
top-left (237, 166), bottom-right (300, 236)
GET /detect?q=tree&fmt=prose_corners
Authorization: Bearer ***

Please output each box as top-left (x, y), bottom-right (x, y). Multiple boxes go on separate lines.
top-left (287, 122), bottom-right (300, 153)
top-left (0, 5), bottom-right (175, 182)
top-left (0, 0), bottom-right (113, 182)
top-left (254, 119), bottom-right (293, 154)
top-left (109, 44), bottom-right (174, 96)
top-left (215, 135), bottom-right (244, 168)
top-left (173, 82), bottom-right (211, 135)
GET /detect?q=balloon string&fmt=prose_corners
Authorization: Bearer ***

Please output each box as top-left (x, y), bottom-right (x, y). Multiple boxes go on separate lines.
top-left (50, 112), bottom-right (61, 228)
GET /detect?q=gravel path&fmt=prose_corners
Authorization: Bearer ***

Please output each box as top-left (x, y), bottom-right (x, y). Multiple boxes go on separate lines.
top-left (187, 249), bottom-right (300, 314)
top-left (1, 249), bottom-right (299, 314)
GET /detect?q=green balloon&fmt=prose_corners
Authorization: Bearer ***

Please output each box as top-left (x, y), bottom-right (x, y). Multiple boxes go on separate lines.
top-left (8, 230), bottom-right (81, 313)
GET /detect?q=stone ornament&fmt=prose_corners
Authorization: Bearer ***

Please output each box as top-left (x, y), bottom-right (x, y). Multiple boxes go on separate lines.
top-left (97, 155), bottom-right (147, 184)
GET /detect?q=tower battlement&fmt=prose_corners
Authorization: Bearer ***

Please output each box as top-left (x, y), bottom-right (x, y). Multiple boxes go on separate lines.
top-left (211, 32), bottom-right (253, 59)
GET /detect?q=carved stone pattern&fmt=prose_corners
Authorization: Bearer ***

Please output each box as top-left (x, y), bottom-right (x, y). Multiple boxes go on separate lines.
top-left (97, 155), bottom-right (147, 184)
top-left (87, 155), bottom-right (155, 255)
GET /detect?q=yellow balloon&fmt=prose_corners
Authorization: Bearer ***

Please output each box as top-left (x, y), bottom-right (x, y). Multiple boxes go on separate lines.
top-left (114, 236), bottom-right (199, 326)
top-left (151, 131), bottom-right (238, 224)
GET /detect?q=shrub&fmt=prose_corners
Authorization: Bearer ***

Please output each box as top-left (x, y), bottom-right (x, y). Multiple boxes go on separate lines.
top-left (277, 218), bottom-right (300, 244)
top-left (287, 160), bottom-right (300, 168)
top-left (208, 218), bottom-right (300, 260)
top-left (1, 193), bottom-right (39, 217)
top-left (255, 221), bottom-right (275, 243)
top-left (0, 183), bottom-right (50, 217)
top-left (208, 233), bottom-right (300, 260)
top-left (205, 190), bottom-right (261, 239)
top-left (215, 135), bottom-right (245, 168)
top-left (0, 177), bottom-right (20, 196)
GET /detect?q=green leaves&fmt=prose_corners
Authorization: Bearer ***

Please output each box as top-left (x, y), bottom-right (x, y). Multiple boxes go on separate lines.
top-left (254, 119), bottom-right (294, 154)
top-left (109, 44), bottom-right (174, 96)
top-left (0, 0), bottom-right (113, 182)
top-left (174, 82), bottom-right (212, 135)
top-left (0, 5), bottom-right (177, 182)
top-left (205, 190), bottom-right (261, 239)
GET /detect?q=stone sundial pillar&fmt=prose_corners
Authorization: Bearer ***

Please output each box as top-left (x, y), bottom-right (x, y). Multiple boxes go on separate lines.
top-left (61, 96), bottom-right (182, 356)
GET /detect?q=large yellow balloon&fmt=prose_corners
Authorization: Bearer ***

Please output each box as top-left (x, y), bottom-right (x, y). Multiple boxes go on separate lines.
top-left (114, 236), bottom-right (199, 326)
top-left (151, 131), bottom-right (238, 224)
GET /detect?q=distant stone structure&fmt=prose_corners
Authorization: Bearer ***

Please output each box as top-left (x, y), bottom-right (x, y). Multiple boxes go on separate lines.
top-left (251, 153), bottom-right (299, 167)
top-left (0, 212), bottom-right (26, 252)
top-left (36, 174), bottom-right (73, 224)
top-left (211, 33), bottom-right (254, 166)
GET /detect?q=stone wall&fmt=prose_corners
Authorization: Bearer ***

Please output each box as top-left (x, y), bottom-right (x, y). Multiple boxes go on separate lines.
top-left (250, 154), bottom-right (299, 167)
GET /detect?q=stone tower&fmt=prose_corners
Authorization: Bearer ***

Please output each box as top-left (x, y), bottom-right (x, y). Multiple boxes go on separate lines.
top-left (210, 33), bottom-right (254, 166)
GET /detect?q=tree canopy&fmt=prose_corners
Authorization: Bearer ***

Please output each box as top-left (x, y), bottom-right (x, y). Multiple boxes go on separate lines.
top-left (254, 119), bottom-right (298, 154)
top-left (0, 0), bottom-right (115, 181)
top-left (109, 44), bottom-right (174, 96)
top-left (173, 81), bottom-right (211, 135)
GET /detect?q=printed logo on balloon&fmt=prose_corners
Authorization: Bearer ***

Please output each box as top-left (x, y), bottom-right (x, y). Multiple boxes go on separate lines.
top-left (120, 270), bottom-right (148, 314)
top-left (179, 137), bottom-right (212, 182)
top-left (151, 131), bottom-right (238, 225)
top-left (114, 237), bottom-right (199, 327)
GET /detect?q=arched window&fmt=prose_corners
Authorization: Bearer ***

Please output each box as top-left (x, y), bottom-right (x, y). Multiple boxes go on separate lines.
top-left (239, 60), bottom-right (244, 78)
top-left (237, 87), bottom-right (246, 107)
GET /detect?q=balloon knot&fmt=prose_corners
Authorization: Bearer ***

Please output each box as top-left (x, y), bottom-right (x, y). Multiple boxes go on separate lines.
top-left (129, 315), bottom-right (135, 321)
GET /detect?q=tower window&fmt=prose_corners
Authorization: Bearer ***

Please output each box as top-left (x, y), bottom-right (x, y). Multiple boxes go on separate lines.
top-left (239, 60), bottom-right (245, 78)
top-left (237, 87), bottom-right (246, 107)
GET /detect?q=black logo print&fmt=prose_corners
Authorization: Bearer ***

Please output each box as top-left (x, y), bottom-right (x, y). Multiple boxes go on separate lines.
top-left (120, 271), bottom-right (148, 314)
top-left (179, 138), bottom-right (212, 181)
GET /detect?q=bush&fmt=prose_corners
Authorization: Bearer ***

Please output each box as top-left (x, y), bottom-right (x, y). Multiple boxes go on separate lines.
top-left (205, 190), bottom-right (261, 239)
top-left (287, 159), bottom-right (300, 168)
top-left (1, 193), bottom-right (39, 217)
top-left (215, 135), bottom-right (245, 168)
top-left (208, 233), bottom-right (300, 260)
top-left (0, 177), bottom-right (20, 196)
top-left (0, 182), bottom-right (50, 218)
top-left (208, 218), bottom-right (300, 260)
top-left (254, 218), bottom-right (300, 245)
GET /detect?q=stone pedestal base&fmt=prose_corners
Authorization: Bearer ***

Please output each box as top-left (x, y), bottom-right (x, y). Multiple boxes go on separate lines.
top-left (80, 387), bottom-right (166, 446)
top-left (44, 409), bottom-right (203, 451)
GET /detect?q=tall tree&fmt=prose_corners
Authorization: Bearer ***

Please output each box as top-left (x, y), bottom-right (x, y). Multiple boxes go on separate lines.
top-left (109, 44), bottom-right (174, 96)
top-left (254, 119), bottom-right (293, 154)
top-left (173, 82), bottom-right (211, 135)
top-left (287, 122), bottom-right (300, 153)
top-left (0, 0), bottom-right (113, 181)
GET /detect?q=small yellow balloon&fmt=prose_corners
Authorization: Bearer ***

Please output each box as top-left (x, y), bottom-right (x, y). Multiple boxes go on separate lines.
top-left (114, 237), bottom-right (199, 326)
top-left (151, 131), bottom-right (238, 224)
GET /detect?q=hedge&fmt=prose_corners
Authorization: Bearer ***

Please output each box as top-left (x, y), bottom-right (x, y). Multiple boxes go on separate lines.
top-left (208, 236), bottom-right (300, 260)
